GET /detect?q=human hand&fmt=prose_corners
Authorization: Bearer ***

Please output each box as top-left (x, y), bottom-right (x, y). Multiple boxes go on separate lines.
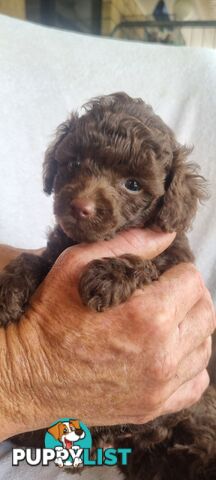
top-left (0, 228), bottom-right (215, 440)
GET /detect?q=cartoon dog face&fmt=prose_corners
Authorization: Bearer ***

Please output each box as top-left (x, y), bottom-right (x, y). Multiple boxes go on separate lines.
top-left (48, 419), bottom-right (85, 449)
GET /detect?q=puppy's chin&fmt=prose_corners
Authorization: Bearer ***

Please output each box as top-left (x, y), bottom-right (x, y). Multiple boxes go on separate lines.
top-left (58, 218), bottom-right (117, 243)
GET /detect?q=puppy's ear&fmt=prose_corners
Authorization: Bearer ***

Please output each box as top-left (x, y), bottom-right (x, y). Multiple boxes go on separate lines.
top-left (47, 422), bottom-right (61, 441)
top-left (43, 115), bottom-right (77, 194)
top-left (156, 145), bottom-right (207, 232)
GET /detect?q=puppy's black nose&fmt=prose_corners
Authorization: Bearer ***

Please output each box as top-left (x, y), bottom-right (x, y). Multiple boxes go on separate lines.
top-left (75, 428), bottom-right (83, 436)
top-left (71, 198), bottom-right (95, 219)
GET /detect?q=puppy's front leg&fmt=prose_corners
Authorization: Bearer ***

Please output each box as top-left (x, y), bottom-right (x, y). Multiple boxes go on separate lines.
top-left (79, 254), bottom-right (159, 312)
top-left (0, 253), bottom-right (49, 326)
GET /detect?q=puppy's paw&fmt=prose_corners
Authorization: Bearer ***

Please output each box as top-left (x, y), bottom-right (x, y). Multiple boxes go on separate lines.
top-left (0, 272), bottom-right (29, 326)
top-left (79, 254), bottom-right (158, 312)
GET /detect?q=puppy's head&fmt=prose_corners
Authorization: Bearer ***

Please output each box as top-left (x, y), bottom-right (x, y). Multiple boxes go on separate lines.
top-left (43, 93), bottom-right (206, 242)
top-left (48, 419), bottom-right (85, 447)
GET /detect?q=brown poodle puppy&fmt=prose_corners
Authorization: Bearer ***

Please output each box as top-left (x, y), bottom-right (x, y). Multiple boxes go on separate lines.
top-left (1, 93), bottom-right (216, 479)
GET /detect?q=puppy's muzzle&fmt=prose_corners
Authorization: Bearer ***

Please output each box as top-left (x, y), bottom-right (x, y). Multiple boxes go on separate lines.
top-left (71, 198), bottom-right (95, 219)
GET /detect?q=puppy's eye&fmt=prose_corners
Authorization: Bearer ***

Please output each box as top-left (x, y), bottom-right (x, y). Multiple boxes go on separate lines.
top-left (63, 428), bottom-right (68, 434)
top-left (68, 159), bottom-right (81, 170)
top-left (74, 159), bottom-right (81, 168)
top-left (124, 179), bottom-right (142, 192)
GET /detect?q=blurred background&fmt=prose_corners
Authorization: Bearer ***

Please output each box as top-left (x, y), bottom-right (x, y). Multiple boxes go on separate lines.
top-left (0, 0), bottom-right (216, 47)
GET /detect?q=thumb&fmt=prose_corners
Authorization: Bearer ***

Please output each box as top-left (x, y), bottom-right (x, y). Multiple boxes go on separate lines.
top-left (58, 228), bottom-right (176, 278)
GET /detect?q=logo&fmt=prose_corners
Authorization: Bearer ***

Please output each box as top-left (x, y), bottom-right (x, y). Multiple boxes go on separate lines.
top-left (12, 418), bottom-right (132, 468)
top-left (45, 418), bottom-right (91, 468)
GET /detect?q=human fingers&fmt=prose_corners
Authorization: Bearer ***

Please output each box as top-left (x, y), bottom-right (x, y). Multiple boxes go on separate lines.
top-left (56, 228), bottom-right (176, 280)
top-left (162, 369), bottom-right (210, 416)
top-left (107, 369), bottom-right (210, 427)
top-left (125, 263), bottom-right (206, 339)
top-left (155, 263), bottom-right (206, 325)
top-left (141, 339), bottom-right (212, 411)
top-left (174, 336), bottom-right (212, 387)
top-left (178, 288), bottom-right (216, 357)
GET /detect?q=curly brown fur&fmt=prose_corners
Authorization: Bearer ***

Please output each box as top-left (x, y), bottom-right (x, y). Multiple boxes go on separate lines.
top-left (0, 92), bottom-right (214, 478)
top-left (0, 92), bottom-right (206, 323)
top-left (116, 386), bottom-right (216, 480)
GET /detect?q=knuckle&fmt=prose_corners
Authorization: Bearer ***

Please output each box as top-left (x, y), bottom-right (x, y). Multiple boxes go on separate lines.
top-left (192, 268), bottom-right (205, 295)
top-left (184, 264), bottom-right (205, 296)
top-left (128, 284), bottom-right (175, 338)
top-left (149, 285), bottom-right (174, 332)
top-left (154, 304), bottom-right (169, 328)
top-left (153, 308), bottom-right (174, 340)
